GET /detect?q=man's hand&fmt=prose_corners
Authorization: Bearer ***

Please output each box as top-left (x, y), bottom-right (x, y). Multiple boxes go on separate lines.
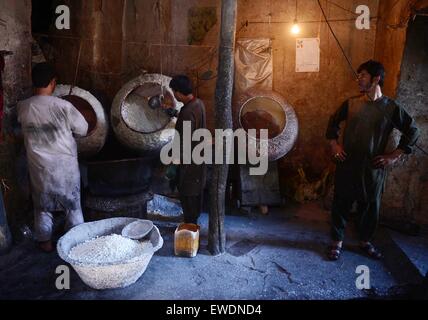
top-left (161, 95), bottom-right (174, 110)
top-left (372, 149), bottom-right (404, 169)
top-left (161, 102), bottom-right (173, 110)
top-left (329, 140), bottom-right (347, 162)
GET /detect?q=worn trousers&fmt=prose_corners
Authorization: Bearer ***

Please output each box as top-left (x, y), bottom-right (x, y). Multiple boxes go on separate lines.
top-left (331, 195), bottom-right (381, 242)
top-left (34, 208), bottom-right (84, 242)
top-left (179, 194), bottom-right (203, 225)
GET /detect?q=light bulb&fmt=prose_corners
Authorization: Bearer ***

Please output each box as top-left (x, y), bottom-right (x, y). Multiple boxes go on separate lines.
top-left (291, 22), bottom-right (300, 35)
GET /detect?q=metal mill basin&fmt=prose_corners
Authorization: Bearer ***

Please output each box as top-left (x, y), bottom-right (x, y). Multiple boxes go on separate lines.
top-left (237, 88), bottom-right (299, 162)
top-left (53, 85), bottom-right (108, 158)
top-left (111, 73), bottom-right (183, 153)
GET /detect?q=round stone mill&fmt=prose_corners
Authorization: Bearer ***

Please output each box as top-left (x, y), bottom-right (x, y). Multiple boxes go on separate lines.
top-left (110, 73), bottom-right (183, 154)
top-left (81, 73), bottom-right (182, 221)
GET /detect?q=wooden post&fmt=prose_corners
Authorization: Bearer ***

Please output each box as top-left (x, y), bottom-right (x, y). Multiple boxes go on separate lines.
top-left (208, 0), bottom-right (237, 256)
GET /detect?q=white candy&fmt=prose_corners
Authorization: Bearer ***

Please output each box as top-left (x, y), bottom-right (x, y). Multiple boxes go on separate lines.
top-left (69, 234), bottom-right (152, 264)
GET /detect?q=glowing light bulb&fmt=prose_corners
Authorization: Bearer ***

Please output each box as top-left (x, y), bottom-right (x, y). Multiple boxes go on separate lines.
top-left (291, 21), bottom-right (300, 35)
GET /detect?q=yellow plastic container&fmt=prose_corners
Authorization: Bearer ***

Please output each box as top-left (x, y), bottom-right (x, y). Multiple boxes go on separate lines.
top-left (174, 223), bottom-right (200, 258)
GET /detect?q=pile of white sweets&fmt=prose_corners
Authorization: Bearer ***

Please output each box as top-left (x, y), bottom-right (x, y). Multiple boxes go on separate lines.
top-left (69, 234), bottom-right (153, 264)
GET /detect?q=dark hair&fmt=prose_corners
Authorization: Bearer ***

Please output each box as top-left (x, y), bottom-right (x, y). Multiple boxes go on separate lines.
top-left (169, 75), bottom-right (193, 95)
top-left (32, 62), bottom-right (57, 88)
top-left (357, 60), bottom-right (385, 87)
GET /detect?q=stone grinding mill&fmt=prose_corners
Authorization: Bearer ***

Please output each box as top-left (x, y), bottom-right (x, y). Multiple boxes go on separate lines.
top-left (55, 72), bottom-right (298, 218)
top-left (231, 88), bottom-right (299, 212)
top-left (55, 73), bottom-right (182, 221)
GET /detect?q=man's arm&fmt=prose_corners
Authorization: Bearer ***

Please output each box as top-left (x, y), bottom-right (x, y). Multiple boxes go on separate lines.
top-left (162, 96), bottom-right (179, 118)
top-left (326, 100), bottom-right (349, 162)
top-left (326, 100), bottom-right (349, 141)
top-left (373, 103), bottom-right (420, 168)
top-left (392, 103), bottom-right (420, 154)
top-left (66, 103), bottom-right (88, 137)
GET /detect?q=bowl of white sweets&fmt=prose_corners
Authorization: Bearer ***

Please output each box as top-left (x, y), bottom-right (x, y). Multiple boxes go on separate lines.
top-left (57, 218), bottom-right (163, 290)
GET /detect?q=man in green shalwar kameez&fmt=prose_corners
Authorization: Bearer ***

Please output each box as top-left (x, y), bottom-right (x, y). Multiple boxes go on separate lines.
top-left (326, 60), bottom-right (420, 261)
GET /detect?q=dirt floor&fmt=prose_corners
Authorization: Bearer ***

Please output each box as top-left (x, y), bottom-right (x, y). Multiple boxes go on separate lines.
top-left (0, 202), bottom-right (427, 300)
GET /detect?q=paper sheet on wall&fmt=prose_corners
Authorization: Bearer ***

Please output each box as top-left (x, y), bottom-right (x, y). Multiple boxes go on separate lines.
top-left (296, 38), bottom-right (320, 73)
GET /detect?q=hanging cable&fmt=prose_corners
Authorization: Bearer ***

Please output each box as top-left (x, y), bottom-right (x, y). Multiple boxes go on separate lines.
top-left (295, 0), bottom-right (298, 20)
top-left (157, 0), bottom-right (165, 101)
top-left (317, 0), bottom-right (427, 156)
top-left (317, 1), bottom-right (323, 39)
top-left (291, 0), bottom-right (300, 34)
top-left (325, 0), bottom-right (358, 16)
top-left (317, 0), bottom-right (357, 79)
top-left (69, 39), bottom-right (83, 96)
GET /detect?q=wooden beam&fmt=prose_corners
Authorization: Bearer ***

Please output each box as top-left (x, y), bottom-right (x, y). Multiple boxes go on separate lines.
top-left (208, 0), bottom-right (237, 256)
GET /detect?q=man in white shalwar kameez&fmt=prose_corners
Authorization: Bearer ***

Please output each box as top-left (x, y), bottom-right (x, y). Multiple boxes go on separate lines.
top-left (17, 63), bottom-right (88, 252)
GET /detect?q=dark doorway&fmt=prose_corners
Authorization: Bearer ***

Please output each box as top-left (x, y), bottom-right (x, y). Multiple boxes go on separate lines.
top-left (32, 0), bottom-right (55, 34)
top-left (387, 13), bottom-right (428, 228)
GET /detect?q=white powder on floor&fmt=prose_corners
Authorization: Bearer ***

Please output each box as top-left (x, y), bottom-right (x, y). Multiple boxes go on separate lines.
top-left (69, 234), bottom-right (153, 264)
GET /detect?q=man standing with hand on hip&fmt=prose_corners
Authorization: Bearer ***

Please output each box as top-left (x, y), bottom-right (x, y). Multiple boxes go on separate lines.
top-left (326, 60), bottom-right (420, 261)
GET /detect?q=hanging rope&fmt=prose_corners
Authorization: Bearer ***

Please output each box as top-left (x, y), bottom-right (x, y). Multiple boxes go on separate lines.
top-left (69, 39), bottom-right (83, 96)
top-left (157, 0), bottom-right (165, 100)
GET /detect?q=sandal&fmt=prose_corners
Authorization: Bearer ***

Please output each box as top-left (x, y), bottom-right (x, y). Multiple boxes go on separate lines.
top-left (327, 245), bottom-right (342, 261)
top-left (360, 243), bottom-right (383, 260)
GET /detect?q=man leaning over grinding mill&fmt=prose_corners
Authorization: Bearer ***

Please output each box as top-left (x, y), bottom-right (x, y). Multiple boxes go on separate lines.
top-left (163, 75), bottom-right (207, 225)
top-left (326, 60), bottom-right (420, 261)
top-left (17, 63), bottom-right (88, 253)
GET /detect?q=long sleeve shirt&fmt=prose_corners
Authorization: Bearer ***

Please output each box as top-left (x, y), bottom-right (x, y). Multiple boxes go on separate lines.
top-left (326, 95), bottom-right (420, 201)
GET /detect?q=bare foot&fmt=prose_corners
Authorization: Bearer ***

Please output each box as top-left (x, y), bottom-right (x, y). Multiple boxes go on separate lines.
top-left (259, 205), bottom-right (269, 215)
top-left (38, 240), bottom-right (54, 253)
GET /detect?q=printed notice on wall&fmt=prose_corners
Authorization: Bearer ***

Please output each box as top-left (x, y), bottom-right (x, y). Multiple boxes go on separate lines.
top-left (296, 38), bottom-right (320, 72)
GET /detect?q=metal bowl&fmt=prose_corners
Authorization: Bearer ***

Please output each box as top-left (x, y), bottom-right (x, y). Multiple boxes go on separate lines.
top-left (237, 88), bottom-right (299, 162)
top-left (53, 85), bottom-right (108, 158)
top-left (111, 73), bottom-right (183, 153)
top-left (122, 220), bottom-right (154, 240)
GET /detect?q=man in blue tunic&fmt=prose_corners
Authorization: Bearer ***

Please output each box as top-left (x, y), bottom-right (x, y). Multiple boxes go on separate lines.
top-left (326, 60), bottom-right (420, 261)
